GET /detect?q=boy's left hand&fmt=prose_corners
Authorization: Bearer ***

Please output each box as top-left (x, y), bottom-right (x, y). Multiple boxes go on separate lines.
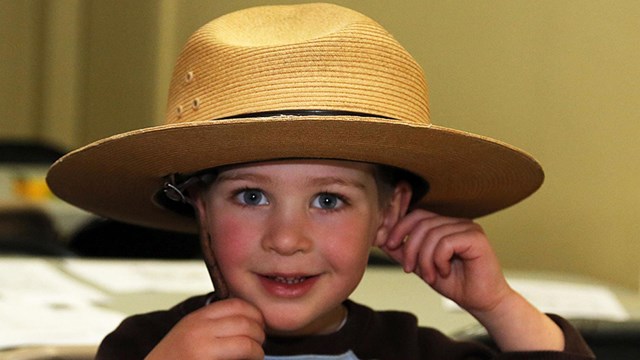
top-left (379, 209), bottom-right (566, 352)
top-left (378, 209), bottom-right (512, 314)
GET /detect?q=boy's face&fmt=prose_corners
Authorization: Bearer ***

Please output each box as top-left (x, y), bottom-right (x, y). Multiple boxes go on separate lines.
top-left (194, 159), bottom-right (392, 336)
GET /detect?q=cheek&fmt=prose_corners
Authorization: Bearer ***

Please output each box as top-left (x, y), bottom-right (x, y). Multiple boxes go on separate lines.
top-left (316, 213), bottom-right (378, 269)
top-left (207, 213), bottom-right (257, 271)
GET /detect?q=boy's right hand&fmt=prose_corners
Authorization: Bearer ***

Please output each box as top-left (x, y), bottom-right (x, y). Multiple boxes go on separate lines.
top-left (145, 298), bottom-right (265, 359)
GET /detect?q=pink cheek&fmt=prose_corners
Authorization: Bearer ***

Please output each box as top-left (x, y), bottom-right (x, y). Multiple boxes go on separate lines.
top-left (315, 220), bottom-right (370, 266)
top-left (210, 215), bottom-right (255, 263)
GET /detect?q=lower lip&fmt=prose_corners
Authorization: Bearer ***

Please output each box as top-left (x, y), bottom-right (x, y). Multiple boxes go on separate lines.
top-left (259, 275), bottom-right (319, 298)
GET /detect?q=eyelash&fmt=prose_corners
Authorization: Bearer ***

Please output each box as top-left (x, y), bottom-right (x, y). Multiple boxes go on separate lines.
top-left (230, 188), bottom-right (350, 211)
top-left (232, 187), bottom-right (269, 207)
top-left (313, 191), bottom-right (349, 212)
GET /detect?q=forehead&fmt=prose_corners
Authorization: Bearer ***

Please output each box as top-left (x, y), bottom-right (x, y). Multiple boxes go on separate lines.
top-left (215, 159), bottom-right (377, 177)
top-left (198, 159), bottom-right (389, 208)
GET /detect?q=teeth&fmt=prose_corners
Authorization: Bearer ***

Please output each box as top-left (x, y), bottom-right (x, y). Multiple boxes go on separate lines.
top-left (272, 276), bottom-right (306, 284)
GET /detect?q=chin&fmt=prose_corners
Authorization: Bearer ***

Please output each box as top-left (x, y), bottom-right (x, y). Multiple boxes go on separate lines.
top-left (265, 315), bottom-right (309, 336)
top-left (263, 300), bottom-right (348, 337)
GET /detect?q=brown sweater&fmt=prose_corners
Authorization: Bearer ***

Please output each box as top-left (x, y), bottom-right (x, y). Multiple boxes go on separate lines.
top-left (96, 294), bottom-right (595, 359)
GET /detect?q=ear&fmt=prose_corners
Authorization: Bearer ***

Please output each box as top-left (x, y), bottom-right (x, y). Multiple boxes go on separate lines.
top-left (189, 188), bottom-right (207, 223)
top-left (374, 181), bottom-right (412, 247)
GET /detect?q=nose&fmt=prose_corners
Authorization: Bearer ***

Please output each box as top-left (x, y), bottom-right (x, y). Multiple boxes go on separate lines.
top-left (261, 206), bottom-right (312, 256)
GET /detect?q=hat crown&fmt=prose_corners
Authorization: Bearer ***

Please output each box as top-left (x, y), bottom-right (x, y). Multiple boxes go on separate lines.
top-left (47, 3), bottom-right (544, 233)
top-left (165, 3), bottom-right (429, 125)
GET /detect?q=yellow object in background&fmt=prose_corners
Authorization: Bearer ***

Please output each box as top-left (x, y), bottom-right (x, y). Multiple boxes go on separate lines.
top-left (13, 176), bottom-right (52, 201)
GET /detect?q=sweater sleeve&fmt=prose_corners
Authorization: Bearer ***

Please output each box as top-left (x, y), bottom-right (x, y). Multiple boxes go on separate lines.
top-left (95, 293), bottom-right (211, 360)
top-left (95, 311), bottom-right (175, 360)
top-left (493, 314), bottom-right (595, 359)
top-left (417, 314), bottom-right (595, 360)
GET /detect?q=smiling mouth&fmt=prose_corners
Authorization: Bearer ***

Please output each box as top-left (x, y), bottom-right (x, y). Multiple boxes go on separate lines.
top-left (268, 275), bottom-right (312, 284)
top-left (259, 273), bottom-right (320, 297)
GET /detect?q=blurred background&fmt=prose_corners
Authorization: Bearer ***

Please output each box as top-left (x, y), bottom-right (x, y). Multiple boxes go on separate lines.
top-left (1, 0), bottom-right (639, 291)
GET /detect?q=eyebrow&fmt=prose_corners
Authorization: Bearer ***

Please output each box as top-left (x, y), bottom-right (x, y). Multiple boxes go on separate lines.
top-left (214, 172), bottom-right (368, 190)
top-left (215, 172), bottom-right (274, 184)
top-left (305, 176), bottom-right (368, 190)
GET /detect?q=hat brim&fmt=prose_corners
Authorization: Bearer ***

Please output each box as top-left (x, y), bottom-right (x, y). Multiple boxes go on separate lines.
top-left (47, 115), bottom-right (543, 233)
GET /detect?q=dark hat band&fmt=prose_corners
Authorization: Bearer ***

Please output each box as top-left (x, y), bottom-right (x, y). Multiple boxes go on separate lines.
top-left (218, 109), bottom-right (394, 120)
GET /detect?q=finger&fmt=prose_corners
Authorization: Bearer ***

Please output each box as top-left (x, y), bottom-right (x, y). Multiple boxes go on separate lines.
top-left (384, 210), bottom-right (439, 249)
top-left (188, 298), bottom-right (266, 344)
top-left (208, 315), bottom-right (266, 344)
top-left (412, 219), bottom-right (475, 282)
top-left (379, 211), bottom-right (436, 265)
top-left (201, 298), bottom-right (265, 325)
top-left (210, 336), bottom-right (265, 360)
top-left (382, 210), bottom-right (445, 267)
top-left (400, 217), bottom-right (437, 273)
top-left (378, 241), bottom-right (404, 266)
top-left (430, 222), bottom-right (484, 278)
top-left (147, 299), bottom-right (266, 360)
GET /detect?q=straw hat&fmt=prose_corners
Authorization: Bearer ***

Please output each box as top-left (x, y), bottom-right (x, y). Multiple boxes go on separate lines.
top-left (47, 3), bottom-right (543, 233)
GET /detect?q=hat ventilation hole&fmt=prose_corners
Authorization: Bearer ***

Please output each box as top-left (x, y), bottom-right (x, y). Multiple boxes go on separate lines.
top-left (185, 71), bottom-right (194, 83)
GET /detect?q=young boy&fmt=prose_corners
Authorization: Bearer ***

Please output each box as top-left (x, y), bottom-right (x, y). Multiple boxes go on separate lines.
top-left (47, 3), bottom-right (594, 359)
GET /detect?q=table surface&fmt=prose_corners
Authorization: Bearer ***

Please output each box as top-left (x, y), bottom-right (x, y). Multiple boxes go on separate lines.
top-left (1, 256), bottom-right (639, 358)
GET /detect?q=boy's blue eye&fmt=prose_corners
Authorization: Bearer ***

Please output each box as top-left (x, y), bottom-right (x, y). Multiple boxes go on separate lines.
top-left (236, 189), bottom-right (269, 206)
top-left (312, 193), bottom-right (343, 210)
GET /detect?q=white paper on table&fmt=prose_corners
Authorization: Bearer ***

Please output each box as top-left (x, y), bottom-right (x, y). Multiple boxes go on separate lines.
top-left (442, 277), bottom-right (630, 321)
top-left (0, 258), bottom-right (123, 349)
top-left (63, 259), bottom-right (212, 294)
top-left (0, 258), bottom-right (106, 304)
top-left (0, 296), bottom-right (125, 349)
